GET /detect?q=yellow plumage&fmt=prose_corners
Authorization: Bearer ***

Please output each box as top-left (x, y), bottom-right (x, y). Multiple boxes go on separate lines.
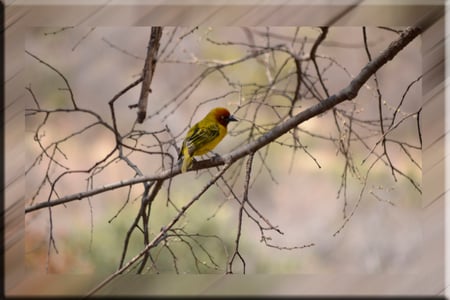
top-left (178, 107), bottom-right (237, 173)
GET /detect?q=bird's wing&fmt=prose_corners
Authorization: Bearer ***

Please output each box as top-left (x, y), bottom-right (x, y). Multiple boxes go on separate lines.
top-left (185, 123), bottom-right (220, 156)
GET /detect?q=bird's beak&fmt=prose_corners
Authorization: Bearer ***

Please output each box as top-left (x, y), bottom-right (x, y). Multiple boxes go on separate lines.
top-left (228, 115), bottom-right (238, 122)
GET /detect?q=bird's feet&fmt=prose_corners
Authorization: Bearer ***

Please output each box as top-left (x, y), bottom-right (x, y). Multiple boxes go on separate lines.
top-left (210, 151), bottom-right (222, 162)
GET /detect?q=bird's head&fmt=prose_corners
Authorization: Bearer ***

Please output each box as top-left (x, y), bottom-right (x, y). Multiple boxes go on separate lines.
top-left (210, 107), bottom-right (238, 127)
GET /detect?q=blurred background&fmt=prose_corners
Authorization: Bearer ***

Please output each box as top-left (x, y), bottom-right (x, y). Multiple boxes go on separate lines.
top-left (5, 1), bottom-right (445, 297)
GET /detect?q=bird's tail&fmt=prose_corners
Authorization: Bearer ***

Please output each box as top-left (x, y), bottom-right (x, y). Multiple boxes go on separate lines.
top-left (181, 155), bottom-right (193, 173)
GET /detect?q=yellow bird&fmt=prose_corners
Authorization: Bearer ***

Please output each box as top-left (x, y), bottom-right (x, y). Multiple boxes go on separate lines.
top-left (178, 107), bottom-right (237, 173)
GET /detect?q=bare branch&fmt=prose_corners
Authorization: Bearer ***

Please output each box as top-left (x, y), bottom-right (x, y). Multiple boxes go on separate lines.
top-left (227, 153), bottom-right (253, 274)
top-left (134, 27), bottom-right (163, 123)
top-left (26, 50), bottom-right (78, 109)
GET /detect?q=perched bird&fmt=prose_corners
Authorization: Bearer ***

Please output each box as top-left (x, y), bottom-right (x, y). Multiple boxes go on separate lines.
top-left (178, 107), bottom-right (237, 173)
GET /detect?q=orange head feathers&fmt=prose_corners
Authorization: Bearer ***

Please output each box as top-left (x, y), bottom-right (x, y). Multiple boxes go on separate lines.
top-left (178, 107), bottom-right (237, 173)
top-left (208, 107), bottom-right (238, 127)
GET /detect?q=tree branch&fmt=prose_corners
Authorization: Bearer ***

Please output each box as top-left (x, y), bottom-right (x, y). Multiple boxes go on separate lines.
top-left (133, 26), bottom-right (163, 123)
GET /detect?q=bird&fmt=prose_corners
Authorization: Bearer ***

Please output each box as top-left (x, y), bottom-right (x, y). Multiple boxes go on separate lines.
top-left (178, 107), bottom-right (237, 173)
